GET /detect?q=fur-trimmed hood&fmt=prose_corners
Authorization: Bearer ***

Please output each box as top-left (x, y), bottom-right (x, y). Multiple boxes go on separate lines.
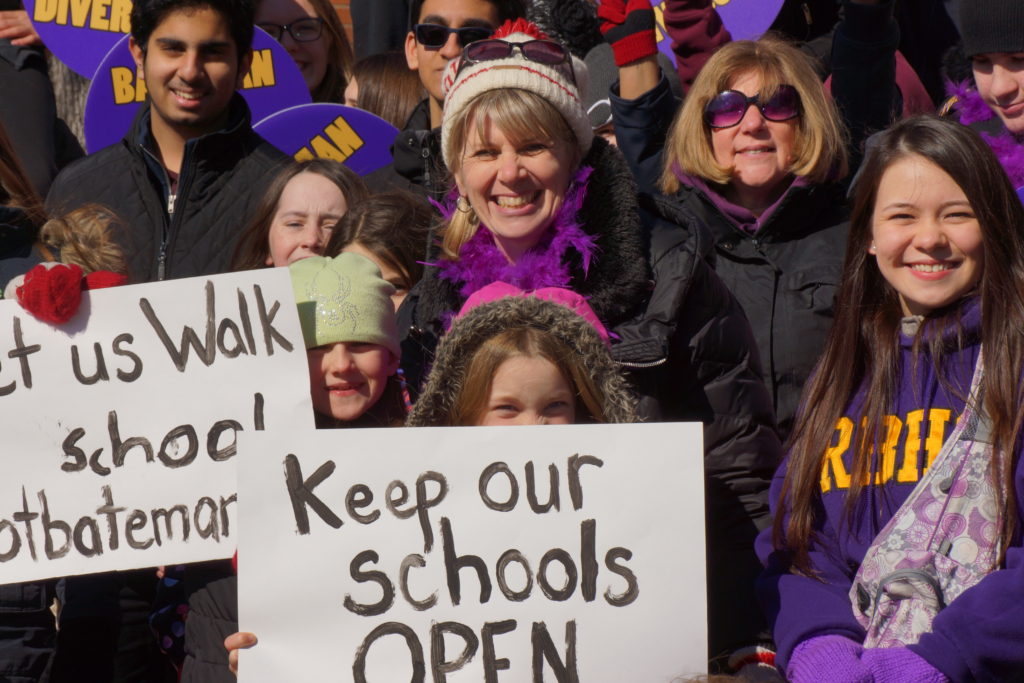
top-left (406, 294), bottom-right (639, 426)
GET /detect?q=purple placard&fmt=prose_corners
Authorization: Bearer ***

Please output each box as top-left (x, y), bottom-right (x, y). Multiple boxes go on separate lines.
top-left (83, 28), bottom-right (311, 154)
top-left (650, 0), bottom-right (785, 66)
top-left (24, 0), bottom-right (130, 78)
top-left (253, 104), bottom-right (398, 176)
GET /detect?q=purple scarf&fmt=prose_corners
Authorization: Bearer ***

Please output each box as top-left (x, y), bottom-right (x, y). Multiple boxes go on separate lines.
top-left (433, 166), bottom-right (599, 299)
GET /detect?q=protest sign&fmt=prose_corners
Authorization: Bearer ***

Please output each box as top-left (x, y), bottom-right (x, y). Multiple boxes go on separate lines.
top-left (237, 423), bottom-right (706, 682)
top-left (253, 103), bottom-right (398, 175)
top-left (24, 0), bottom-right (130, 78)
top-left (83, 28), bottom-right (312, 153)
top-left (649, 0), bottom-right (785, 65)
top-left (0, 269), bottom-right (313, 585)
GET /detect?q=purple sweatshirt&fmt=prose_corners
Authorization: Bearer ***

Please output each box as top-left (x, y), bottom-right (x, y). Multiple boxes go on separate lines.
top-left (757, 298), bottom-right (1024, 681)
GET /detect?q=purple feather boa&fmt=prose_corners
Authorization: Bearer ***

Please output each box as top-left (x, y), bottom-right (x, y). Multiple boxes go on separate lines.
top-left (947, 80), bottom-right (1024, 188)
top-left (432, 166), bottom-right (599, 299)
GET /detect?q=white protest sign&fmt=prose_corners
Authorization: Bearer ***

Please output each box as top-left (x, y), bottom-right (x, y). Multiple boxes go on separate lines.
top-left (0, 269), bottom-right (313, 585)
top-left (237, 423), bottom-right (706, 682)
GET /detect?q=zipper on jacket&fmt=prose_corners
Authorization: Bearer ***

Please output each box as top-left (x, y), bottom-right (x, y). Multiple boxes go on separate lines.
top-left (616, 357), bottom-right (668, 369)
top-left (158, 193), bottom-right (175, 281)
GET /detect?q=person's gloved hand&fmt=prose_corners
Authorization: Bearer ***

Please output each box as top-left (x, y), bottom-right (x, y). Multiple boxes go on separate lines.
top-left (786, 635), bottom-right (868, 683)
top-left (7, 262), bottom-right (129, 324)
top-left (597, 0), bottom-right (658, 66)
top-left (860, 647), bottom-right (949, 683)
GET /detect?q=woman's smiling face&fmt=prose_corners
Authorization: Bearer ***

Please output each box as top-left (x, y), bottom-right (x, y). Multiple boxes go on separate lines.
top-left (870, 154), bottom-right (984, 317)
top-left (454, 115), bottom-right (576, 263)
top-left (710, 70), bottom-right (798, 206)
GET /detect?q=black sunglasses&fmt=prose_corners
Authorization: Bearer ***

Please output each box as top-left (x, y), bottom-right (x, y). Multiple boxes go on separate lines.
top-left (703, 85), bottom-right (801, 129)
top-left (413, 23), bottom-right (493, 49)
top-left (456, 39), bottom-right (576, 86)
top-left (258, 17), bottom-right (324, 43)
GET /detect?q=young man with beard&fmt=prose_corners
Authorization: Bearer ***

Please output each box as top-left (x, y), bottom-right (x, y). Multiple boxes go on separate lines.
top-left (46, 0), bottom-right (285, 283)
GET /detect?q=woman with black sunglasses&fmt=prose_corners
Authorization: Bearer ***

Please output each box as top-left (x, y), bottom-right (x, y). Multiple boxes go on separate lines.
top-left (603, 0), bottom-right (901, 444)
top-left (255, 0), bottom-right (354, 103)
top-left (396, 18), bottom-right (782, 673)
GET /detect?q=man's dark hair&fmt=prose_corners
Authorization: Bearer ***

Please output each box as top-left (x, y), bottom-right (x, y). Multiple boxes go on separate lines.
top-left (408, 0), bottom-right (527, 29)
top-left (131, 0), bottom-right (256, 61)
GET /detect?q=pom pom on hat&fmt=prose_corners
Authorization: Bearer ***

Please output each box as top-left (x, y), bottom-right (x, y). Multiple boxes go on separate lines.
top-left (289, 253), bottom-right (400, 358)
top-left (441, 19), bottom-right (592, 167)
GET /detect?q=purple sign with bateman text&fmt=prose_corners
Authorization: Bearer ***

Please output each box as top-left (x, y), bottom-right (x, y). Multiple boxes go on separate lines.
top-left (83, 28), bottom-right (311, 154)
top-left (24, 0), bottom-right (130, 78)
top-left (646, 0), bottom-right (784, 67)
top-left (253, 104), bottom-right (398, 176)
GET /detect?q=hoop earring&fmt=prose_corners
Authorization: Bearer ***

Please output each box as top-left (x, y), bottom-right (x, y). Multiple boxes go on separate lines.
top-left (456, 196), bottom-right (473, 214)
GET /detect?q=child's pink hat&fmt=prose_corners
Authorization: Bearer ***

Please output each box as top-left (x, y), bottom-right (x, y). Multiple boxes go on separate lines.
top-left (456, 282), bottom-right (610, 345)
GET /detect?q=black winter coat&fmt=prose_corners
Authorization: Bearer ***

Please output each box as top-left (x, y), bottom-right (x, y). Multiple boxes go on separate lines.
top-left (45, 96), bottom-right (285, 283)
top-left (397, 137), bottom-right (781, 657)
top-left (363, 99), bottom-right (448, 203)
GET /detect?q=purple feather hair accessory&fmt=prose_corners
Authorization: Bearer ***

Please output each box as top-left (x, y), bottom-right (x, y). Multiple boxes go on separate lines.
top-left (947, 80), bottom-right (995, 126)
top-left (434, 166), bottom-right (599, 299)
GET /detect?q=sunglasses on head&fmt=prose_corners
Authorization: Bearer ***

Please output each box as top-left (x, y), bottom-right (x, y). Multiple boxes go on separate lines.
top-left (703, 85), bottom-right (801, 129)
top-left (456, 39), bottom-right (576, 85)
top-left (414, 23), bottom-right (493, 49)
top-left (257, 17), bottom-right (324, 43)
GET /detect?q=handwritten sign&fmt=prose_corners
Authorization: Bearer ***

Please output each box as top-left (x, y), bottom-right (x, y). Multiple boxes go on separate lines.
top-left (253, 103), bottom-right (398, 176)
top-left (649, 0), bottom-right (785, 66)
top-left (237, 423), bottom-right (706, 681)
top-left (83, 28), bottom-right (311, 153)
top-left (0, 269), bottom-right (313, 585)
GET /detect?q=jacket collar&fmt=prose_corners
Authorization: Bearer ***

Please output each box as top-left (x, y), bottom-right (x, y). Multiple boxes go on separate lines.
top-left (131, 93), bottom-right (253, 159)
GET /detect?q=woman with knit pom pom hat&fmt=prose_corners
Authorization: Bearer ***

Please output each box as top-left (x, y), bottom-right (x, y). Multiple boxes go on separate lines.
top-left (396, 18), bottom-right (782, 665)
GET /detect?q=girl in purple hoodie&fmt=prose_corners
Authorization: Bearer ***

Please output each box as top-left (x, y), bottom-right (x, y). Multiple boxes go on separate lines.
top-left (757, 115), bottom-right (1024, 682)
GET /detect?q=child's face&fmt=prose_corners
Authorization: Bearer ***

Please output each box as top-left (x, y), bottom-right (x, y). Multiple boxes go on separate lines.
top-left (307, 342), bottom-right (398, 422)
top-left (870, 154), bottom-right (984, 317)
top-left (972, 52), bottom-right (1024, 135)
top-left (266, 172), bottom-right (348, 267)
top-left (478, 355), bottom-right (576, 426)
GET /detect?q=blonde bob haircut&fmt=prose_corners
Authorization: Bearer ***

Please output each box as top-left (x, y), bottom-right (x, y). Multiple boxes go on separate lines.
top-left (441, 88), bottom-right (581, 260)
top-left (660, 36), bottom-right (848, 194)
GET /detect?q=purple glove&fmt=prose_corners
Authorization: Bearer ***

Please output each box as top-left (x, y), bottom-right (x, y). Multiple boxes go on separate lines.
top-left (788, 635), bottom-right (950, 683)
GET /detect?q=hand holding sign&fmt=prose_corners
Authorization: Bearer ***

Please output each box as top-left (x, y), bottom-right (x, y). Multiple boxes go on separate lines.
top-left (0, 10), bottom-right (42, 46)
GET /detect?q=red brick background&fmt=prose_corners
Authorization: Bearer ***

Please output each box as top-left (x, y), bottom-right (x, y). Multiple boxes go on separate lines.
top-left (331, 1), bottom-right (355, 42)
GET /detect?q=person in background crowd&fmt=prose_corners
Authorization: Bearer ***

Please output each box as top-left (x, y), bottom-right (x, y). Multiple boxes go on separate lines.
top-left (0, 116), bottom-right (47, 286)
top-left (0, 0), bottom-right (83, 197)
top-left (0, 111), bottom-right (58, 683)
top-left (231, 158), bottom-right (368, 270)
top-left (605, 0), bottom-right (901, 440)
top-left (365, 0), bottom-right (526, 201)
top-left (255, 0), bottom-right (354, 102)
top-left (344, 51), bottom-right (424, 129)
top-left (45, 0), bottom-right (285, 284)
top-left (396, 19), bottom-right (781, 676)
top-left (407, 283), bottom-right (639, 426)
top-left (758, 115), bottom-right (1024, 683)
top-left (944, 1), bottom-right (1024, 191)
top-left (324, 190), bottom-right (434, 309)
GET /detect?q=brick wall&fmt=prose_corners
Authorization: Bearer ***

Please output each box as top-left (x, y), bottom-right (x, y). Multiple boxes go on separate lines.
top-left (331, 1), bottom-right (354, 43)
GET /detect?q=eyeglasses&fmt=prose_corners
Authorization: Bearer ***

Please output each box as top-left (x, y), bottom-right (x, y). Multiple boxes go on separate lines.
top-left (457, 39), bottom-right (576, 86)
top-left (413, 23), bottom-right (492, 49)
top-left (258, 17), bottom-right (324, 43)
top-left (703, 85), bottom-right (801, 128)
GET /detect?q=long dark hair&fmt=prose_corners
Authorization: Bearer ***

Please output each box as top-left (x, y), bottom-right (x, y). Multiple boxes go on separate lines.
top-left (777, 115), bottom-right (1024, 572)
top-left (231, 158), bottom-right (369, 271)
top-left (0, 120), bottom-right (46, 229)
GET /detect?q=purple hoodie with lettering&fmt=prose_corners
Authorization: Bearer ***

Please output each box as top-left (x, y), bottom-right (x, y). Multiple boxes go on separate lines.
top-left (756, 298), bottom-right (1024, 681)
